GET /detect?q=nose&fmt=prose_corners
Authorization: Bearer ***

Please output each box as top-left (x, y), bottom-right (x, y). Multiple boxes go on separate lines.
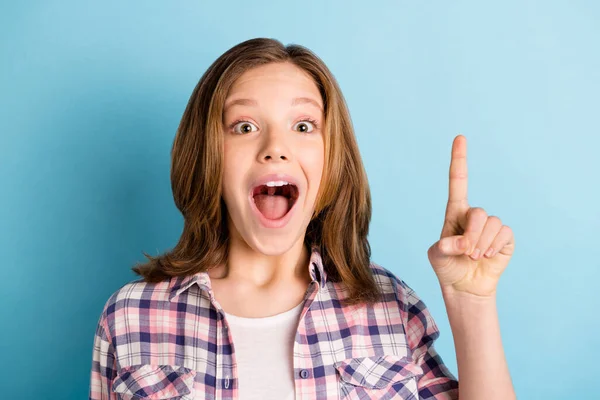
top-left (258, 130), bottom-right (291, 163)
top-left (263, 152), bottom-right (288, 161)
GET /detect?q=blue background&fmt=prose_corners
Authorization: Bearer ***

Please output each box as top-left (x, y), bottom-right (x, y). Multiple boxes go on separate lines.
top-left (1, 1), bottom-right (599, 399)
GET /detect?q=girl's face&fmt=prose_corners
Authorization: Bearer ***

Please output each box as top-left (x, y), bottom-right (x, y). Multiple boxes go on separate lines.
top-left (221, 62), bottom-right (325, 255)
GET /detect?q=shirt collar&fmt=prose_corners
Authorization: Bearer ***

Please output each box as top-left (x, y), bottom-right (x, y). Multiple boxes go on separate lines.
top-left (168, 245), bottom-right (327, 302)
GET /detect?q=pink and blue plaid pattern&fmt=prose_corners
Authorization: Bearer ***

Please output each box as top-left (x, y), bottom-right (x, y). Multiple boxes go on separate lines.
top-left (90, 248), bottom-right (459, 399)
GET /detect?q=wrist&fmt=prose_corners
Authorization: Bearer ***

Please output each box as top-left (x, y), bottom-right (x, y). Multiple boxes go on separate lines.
top-left (441, 285), bottom-right (499, 331)
top-left (440, 284), bottom-right (497, 305)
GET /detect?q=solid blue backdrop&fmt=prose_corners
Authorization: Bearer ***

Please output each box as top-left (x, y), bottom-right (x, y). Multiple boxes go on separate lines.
top-left (1, 1), bottom-right (598, 399)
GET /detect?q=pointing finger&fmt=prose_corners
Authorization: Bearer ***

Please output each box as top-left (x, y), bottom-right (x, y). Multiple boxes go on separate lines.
top-left (448, 135), bottom-right (469, 205)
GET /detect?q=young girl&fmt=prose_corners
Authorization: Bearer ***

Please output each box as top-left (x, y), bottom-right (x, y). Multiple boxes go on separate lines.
top-left (90, 38), bottom-right (516, 400)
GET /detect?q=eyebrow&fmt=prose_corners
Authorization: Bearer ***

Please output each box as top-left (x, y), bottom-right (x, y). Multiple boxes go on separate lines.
top-left (224, 97), bottom-right (323, 112)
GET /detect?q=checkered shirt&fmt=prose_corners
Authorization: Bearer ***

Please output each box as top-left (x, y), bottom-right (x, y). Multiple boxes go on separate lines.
top-left (90, 248), bottom-right (459, 399)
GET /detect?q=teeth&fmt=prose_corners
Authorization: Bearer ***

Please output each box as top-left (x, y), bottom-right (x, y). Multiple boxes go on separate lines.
top-left (265, 180), bottom-right (290, 187)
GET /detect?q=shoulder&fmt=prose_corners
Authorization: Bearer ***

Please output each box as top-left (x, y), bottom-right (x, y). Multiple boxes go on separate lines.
top-left (368, 261), bottom-right (420, 306)
top-left (367, 261), bottom-right (436, 327)
top-left (368, 262), bottom-right (441, 345)
top-left (97, 277), bottom-right (173, 337)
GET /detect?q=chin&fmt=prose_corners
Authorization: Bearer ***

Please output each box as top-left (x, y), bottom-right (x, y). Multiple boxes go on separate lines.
top-left (246, 228), bottom-right (303, 256)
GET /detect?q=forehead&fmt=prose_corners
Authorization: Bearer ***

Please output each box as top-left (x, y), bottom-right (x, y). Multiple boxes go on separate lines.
top-left (226, 62), bottom-right (323, 106)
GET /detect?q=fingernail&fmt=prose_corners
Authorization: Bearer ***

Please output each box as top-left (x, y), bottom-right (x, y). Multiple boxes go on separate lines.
top-left (485, 248), bottom-right (494, 257)
top-left (471, 249), bottom-right (481, 259)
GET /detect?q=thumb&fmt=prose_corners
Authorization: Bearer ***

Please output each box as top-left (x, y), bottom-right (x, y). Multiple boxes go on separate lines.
top-left (427, 235), bottom-right (469, 266)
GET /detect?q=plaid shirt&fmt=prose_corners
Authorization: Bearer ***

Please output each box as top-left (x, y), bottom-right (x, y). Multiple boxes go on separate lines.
top-left (90, 248), bottom-right (459, 399)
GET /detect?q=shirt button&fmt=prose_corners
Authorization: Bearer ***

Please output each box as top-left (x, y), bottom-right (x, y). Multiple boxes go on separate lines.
top-left (300, 369), bottom-right (310, 379)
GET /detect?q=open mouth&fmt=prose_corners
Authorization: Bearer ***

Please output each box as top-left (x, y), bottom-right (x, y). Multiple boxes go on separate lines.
top-left (252, 183), bottom-right (299, 220)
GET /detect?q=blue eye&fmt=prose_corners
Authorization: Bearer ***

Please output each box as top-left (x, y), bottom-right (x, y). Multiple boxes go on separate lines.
top-left (232, 121), bottom-right (258, 134)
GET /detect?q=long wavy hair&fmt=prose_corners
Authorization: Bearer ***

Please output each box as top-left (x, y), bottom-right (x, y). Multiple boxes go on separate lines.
top-left (133, 38), bottom-right (383, 306)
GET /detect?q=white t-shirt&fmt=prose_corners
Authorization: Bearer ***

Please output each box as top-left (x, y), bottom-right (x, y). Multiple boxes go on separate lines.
top-left (224, 300), bottom-right (305, 400)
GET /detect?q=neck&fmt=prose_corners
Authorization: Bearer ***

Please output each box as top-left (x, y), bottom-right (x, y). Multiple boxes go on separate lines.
top-left (220, 231), bottom-right (312, 289)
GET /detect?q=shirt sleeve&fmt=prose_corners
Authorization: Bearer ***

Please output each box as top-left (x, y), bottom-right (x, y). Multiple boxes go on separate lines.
top-left (89, 307), bottom-right (118, 400)
top-left (401, 281), bottom-right (459, 399)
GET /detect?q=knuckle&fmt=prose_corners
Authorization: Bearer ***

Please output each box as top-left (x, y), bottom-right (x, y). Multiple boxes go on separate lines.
top-left (488, 216), bottom-right (502, 226)
top-left (468, 207), bottom-right (487, 218)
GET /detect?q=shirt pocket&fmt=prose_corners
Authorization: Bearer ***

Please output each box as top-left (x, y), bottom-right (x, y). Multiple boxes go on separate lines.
top-left (334, 355), bottom-right (423, 400)
top-left (112, 364), bottom-right (197, 400)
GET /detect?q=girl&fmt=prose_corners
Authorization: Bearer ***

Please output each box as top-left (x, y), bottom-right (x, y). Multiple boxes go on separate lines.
top-left (90, 38), bottom-right (516, 400)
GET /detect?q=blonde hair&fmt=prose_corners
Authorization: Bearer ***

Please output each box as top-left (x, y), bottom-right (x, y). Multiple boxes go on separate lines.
top-left (133, 38), bottom-right (383, 306)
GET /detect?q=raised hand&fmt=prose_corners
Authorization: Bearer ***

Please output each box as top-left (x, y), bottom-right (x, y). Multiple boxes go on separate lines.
top-left (427, 135), bottom-right (515, 297)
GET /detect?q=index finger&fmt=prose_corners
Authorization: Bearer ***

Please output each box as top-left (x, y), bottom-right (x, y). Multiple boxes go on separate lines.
top-left (448, 134), bottom-right (468, 204)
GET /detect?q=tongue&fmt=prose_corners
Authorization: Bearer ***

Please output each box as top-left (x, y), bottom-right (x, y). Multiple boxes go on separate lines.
top-left (254, 194), bottom-right (289, 220)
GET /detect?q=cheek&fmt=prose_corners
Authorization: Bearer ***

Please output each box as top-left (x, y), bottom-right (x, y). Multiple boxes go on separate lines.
top-left (221, 146), bottom-right (237, 200)
top-left (222, 140), bottom-right (244, 178)
top-left (222, 140), bottom-right (234, 167)
top-left (222, 142), bottom-right (251, 204)
top-left (300, 144), bottom-right (325, 194)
